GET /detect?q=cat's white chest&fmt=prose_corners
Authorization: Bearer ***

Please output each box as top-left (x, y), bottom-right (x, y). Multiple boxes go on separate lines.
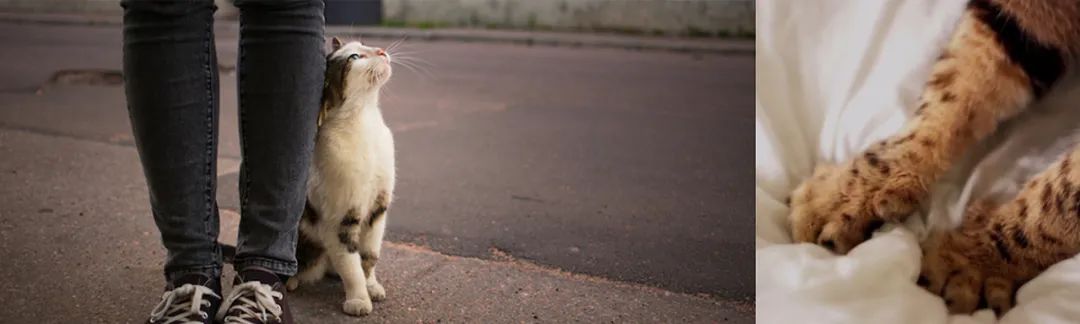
top-left (308, 110), bottom-right (395, 223)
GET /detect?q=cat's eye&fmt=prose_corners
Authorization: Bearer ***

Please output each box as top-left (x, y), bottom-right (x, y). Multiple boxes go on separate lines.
top-left (348, 54), bottom-right (365, 61)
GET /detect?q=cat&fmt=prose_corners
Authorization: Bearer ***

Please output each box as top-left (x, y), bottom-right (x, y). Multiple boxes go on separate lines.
top-left (285, 37), bottom-right (395, 317)
top-left (787, 0), bottom-right (1080, 315)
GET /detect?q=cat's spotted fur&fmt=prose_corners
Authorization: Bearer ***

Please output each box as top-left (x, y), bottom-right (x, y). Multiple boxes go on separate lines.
top-left (286, 37), bottom-right (395, 316)
top-left (789, 0), bottom-right (1080, 315)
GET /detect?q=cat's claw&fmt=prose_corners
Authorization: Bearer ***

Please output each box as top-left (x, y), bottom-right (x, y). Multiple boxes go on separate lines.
top-left (343, 298), bottom-right (373, 316)
top-left (790, 156), bottom-right (925, 253)
top-left (919, 229), bottom-right (1016, 316)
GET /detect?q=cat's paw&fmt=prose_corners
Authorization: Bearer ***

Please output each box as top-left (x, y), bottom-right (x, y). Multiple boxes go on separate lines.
top-left (286, 277), bottom-right (300, 291)
top-left (918, 229), bottom-right (1018, 316)
top-left (789, 152), bottom-right (927, 253)
top-left (342, 297), bottom-right (373, 316)
top-left (367, 282), bottom-right (386, 301)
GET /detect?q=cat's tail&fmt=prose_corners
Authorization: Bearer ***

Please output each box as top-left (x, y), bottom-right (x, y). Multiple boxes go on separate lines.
top-left (219, 242), bottom-right (237, 264)
top-left (218, 198), bottom-right (315, 264)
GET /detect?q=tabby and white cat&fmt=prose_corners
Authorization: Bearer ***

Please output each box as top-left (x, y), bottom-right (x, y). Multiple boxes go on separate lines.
top-left (789, 0), bottom-right (1080, 316)
top-left (285, 37), bottom-right (395, 316)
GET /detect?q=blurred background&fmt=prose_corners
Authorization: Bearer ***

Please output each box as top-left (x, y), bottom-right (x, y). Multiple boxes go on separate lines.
top-left (0, 0), bottom-right (753, 322)
top-left (2, 0), bottom-right (753, 36)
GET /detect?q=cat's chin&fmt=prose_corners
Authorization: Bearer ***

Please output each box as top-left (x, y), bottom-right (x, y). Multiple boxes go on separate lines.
top-left (375, 66), bottom-right (392, 83)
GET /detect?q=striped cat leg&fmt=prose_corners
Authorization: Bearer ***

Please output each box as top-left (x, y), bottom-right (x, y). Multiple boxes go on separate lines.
top-left (916, 0), bottom-right (1080, 315)
top-left (332, 208), bottom-right (374, 316)
top-left (360, 212), bottom-right (387, 301)
top-left (328, 247), bottom-right (372, 316)
top-left (922, 148), bottom-right (1080, 315)
top-left (361, 193), bottom-right (389, 301)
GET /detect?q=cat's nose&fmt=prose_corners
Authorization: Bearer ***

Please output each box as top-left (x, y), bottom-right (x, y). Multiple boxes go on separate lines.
top-left (375, 48), bottom-right (386, 56)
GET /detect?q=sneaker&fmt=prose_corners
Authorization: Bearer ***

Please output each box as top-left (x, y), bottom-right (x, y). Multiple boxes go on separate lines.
top-left (147, 273), bottom-right (222, 324)
top-left (217, 267), bottom-right (294, 324)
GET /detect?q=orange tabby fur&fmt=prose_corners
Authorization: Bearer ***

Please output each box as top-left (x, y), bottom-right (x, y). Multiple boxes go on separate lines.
top-left (789, 0), bottom-right (1080, 315)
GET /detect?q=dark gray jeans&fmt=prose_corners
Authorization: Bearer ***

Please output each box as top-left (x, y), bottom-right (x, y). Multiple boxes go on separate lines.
top-left (121, 0), bottom-right (325, 281)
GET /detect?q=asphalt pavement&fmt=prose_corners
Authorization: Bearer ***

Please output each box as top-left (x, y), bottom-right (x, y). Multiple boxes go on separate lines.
top-left (0, 18), bottom-right (753, 322)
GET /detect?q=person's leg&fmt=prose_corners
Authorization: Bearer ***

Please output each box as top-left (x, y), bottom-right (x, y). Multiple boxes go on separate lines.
top-left (232, 0), bottom-right (324, 277)
top-left (121, 0), bottom-right (221, 282)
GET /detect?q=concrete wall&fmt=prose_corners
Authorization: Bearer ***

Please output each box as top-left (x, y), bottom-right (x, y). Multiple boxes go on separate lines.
top-left (384, 0), bottom-right (754, 36)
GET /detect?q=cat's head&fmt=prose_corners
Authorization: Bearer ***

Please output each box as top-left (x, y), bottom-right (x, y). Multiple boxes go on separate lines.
top-left (324, 37), bottom-right (392, 104)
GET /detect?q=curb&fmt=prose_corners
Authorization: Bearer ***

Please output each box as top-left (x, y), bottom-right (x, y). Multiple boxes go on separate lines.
top-left (0, 11), bottom-right (753, 55)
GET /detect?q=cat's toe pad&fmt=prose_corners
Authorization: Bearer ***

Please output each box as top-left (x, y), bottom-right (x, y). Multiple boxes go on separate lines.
top-left (343, 298), bottom-right (373, 316)
top-left (368, 282), bottom-right (386, 301)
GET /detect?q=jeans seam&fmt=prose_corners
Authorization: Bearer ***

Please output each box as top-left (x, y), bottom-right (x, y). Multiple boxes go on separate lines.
top-left (202, 9), bottom-right (218, 264)
top-left (238, 14), bottom-right (251, 234)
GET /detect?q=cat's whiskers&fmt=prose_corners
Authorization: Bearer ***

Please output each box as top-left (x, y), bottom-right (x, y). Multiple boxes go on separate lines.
top-left (385, 48), bottom-right (435, 80)
top-left (389, 55), bottom-right (433, 69)
top-left (390, 60), bottom-right (434, 80)
top-left (386, 49), bottom-right (425, 58)
top-left (385, 36), bottom-right (408, 53)
top-left (387, 52), bottom-right (431, 65)
top-left (367, 37), bottom-right (435, 81)
top-left (391, 55), bottom-right (433, 68)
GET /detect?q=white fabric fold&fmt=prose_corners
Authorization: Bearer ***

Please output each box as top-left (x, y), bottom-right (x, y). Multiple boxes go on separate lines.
top-left (756, 1), bottom-right (1080, 323)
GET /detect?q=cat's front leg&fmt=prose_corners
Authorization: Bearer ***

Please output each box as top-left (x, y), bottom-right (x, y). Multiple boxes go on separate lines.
top-left (361, 250), bottom-right (385, 301)
top-left (327, 248), bottom-right (373, 316)
top-left (920, 147), bottom-right (1080, 315)
top-left (361, 214), bottom-right (387, 301)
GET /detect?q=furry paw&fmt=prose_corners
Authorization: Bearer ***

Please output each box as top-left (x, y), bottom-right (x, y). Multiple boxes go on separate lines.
top-left (286, 277), bottom-right (300, 291)
top-left (342, 298), bottom-right (373, 316)
top-left (919, 228), bottom-right (1021, 316)
top-left (789, 152), bottom-right (927, 253)
top-left (367, 282), bottom-right (386, 301)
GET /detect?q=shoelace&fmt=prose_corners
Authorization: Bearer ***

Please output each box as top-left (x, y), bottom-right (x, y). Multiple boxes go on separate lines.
top-left (148, 284), bottom-right (220, 324)
top-left (217, 281), bottom-right (284, 324)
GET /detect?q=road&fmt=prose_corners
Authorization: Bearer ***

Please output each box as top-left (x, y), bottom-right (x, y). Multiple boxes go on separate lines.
top-left (0, 20), bottom-right (754, 304)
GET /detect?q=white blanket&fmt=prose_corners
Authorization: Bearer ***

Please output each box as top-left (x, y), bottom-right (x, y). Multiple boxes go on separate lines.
top-left (755, 1), bottom-right (1080, 323)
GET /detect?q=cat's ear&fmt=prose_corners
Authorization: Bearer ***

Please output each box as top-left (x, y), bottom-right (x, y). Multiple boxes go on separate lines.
top-left (331, 37), bottom-right (343, 51)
